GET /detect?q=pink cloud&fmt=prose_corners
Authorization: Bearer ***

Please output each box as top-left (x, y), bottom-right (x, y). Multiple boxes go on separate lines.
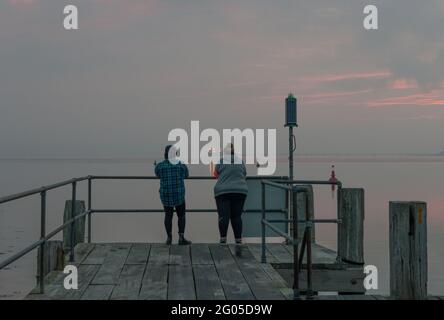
top-left (368, 91), bottom-right (444, 107)
top-left (390, 78), bottom-right (418, 90)
top-left (305, 71), bottom-right (392, 84)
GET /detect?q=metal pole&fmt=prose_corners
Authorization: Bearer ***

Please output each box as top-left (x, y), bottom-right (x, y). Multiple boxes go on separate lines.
top-left (88, 178), bottom-right (92, 243)
top-left (69, 182), bottom-right (76, 262)
top-left (261, 181), bottom-right (266, 263)
top-left (306, 196), bottom-right (314, 299)
top-left (288, 127), bottom-right (294, 240)
top-left (336, 183), bottom-right (343, 263)
top-left (39, 191), bottom-right (46, 294)
top-left (292, 190), bottom-right (300, 300)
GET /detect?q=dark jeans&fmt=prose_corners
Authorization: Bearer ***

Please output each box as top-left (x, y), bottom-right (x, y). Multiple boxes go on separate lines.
top-left (163, 202), bottom-right (186, 237)
top-left (215, 193), bottom-right (247, 239)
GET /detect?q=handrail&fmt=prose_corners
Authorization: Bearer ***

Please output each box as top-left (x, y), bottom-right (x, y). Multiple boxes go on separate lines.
top-left (0, 176), bottom-right (89, 205)
top-left (0, 174), bottom-right (341, 297)
top-left (260, 179), bottom-right (343, 300)
top-left (0, 174), bottom-right (288, 295)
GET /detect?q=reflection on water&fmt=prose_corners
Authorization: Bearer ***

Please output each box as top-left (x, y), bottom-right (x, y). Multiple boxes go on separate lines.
top-left (0, 157), bottom-right (443, 298)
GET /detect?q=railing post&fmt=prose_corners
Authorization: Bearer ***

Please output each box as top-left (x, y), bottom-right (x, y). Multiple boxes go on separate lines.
top-left (336, 183), bottom-right (343, 263)
top-left (261, 181), bottom-right (266, 263)
top-left (88, 177), bottom-right (92, 243)
top-left (305, 193), bottom-right (313, 299)
top-left (292, 188), bottom-right (300, 300)
top-left (69, 182), bottom-right (76, 262)
top-left (39, 191), bottom-right (46, 294)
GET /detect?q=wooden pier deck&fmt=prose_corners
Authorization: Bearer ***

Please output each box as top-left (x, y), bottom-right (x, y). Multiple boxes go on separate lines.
top-left (25, 242), bottom-right (371, 300)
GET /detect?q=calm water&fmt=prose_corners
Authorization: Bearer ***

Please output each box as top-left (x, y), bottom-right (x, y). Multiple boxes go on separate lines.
top-left (0, 157), bottom-right (443, 299)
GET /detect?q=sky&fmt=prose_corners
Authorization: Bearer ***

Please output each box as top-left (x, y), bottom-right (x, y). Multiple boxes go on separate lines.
top-left (1, 0), bottom-right (444, 158)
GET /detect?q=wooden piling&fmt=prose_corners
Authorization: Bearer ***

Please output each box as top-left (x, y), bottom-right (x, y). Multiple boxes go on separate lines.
top-left (291, 185), bottom-right (315, 242)
top-left (37, 240), bottom-right (64, 284)
top-left (63, 200), bottom-right (86, 250)
top-left (339, 188), bottom-right (364, 265)
top-left (389, 201), bottom-right (427, 299)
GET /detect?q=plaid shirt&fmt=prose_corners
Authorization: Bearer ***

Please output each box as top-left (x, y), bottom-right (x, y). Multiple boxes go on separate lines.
top-left (155, 160), bottom-right (189, 207)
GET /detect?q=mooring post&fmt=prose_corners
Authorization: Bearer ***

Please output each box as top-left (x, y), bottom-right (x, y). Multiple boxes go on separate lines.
top-left (293, 185), bottom-right (315, 242)
top-left (63, 199), bottom-right (86, 257)
top-left (389, 201), bottom-right (427, 299)
top-left (339, 188), bottom-right (365, 265)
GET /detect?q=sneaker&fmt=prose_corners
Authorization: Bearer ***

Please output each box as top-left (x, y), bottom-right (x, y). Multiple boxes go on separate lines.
top-left (166, 237), bottom-right (172, 245)
top-left (219, 238), bottom-right (227, 245)
top-left (178, 235), bottom-right (192, 245)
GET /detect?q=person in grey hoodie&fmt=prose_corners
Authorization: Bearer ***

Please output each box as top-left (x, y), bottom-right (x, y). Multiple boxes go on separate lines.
top-left (213, 143), bottom-right (248, 245)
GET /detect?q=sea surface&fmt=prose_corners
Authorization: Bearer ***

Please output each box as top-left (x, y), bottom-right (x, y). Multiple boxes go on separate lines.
top-left (0, 156), bottom-right (443, 299)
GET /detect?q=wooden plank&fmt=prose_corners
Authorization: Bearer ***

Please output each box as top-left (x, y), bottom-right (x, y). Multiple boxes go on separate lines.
top-left (147, 244), bottom-right (170, 265)
top-left (168, 265), bottom-right (196, 300)
top-left (91, 243), bottom-right (131, 285)
top-left (82, 244), bottom-right (110, 265)
top-left (283, 243), bottom-right (339, 268)
top-left (191, 244), bottom-right (213, 265)
top-left (209, 245), bottom-right (254, 300)
top-left (247, 243), bottom-right (277, 263)
top-left (266, 243), bottom-right (293, 263)
top-left (81, 285), bottom-right (114, 300)
top-left (31, 264), bottom-right (99, 300)
top-left (229, 245), bottom-right (284, 300)
top-left (72, 243), bottom-right (95, 264)
top-left (111, 264), bottom-right (145, 300)
top-left (169, 245), bottom-right (191, 266)
top-left (126, 243), bottom-right (150, 265)
top-left (139, 265), bottom-right (168, 300)
top-left (193, 265), bottom-right (225, 300)
top-left (276, 268), bottom-right (365, 293)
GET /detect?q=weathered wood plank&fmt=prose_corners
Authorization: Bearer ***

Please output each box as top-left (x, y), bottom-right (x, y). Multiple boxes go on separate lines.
top-left (229, 245), bottom-right (284, 300)
top-left (193, 265), bottom-right (225, 300)
top-left (91, 243), bottom-right (131, 285)
top-left (209, 245), bottom-right (254, 300)
top-left (29, 264), bottom-right (99, 300)
top-left (82, 244), bottom-right (110, 265)
top-left (71, 243), bottom-right (95, 264)
top-left (147, 244), bottom-right (170, 265)
top-left (247, 243), bottom-right (277, 263)
top-left (126, 243), bottom-right (150, 265)
top-left (169, 245), bottom-right (191, 266)
top-left (266, 243), bottom-right (293, 263)
top-left (168, 265), bottom-right (196, 300)
top-left (110, 264), bottom-right (145, 300)
top-left (139, 265), bottom-right (168, 300)
top-left (276, 268), bottom-right (365, 293)
top-left (81, 285), bottom-right (114, 300)
top-left (191, 244), bottom-right (213, 265)
top-left (283, 243), bottom-right (339, 268)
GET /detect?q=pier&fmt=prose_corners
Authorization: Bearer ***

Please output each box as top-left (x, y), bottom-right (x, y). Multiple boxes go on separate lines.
top-left (0, 175), bottom-right (436, 300)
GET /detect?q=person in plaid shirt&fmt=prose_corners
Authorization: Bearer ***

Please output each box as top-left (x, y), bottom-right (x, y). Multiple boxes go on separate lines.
top-left (155, 145), bottom-right (191, 245)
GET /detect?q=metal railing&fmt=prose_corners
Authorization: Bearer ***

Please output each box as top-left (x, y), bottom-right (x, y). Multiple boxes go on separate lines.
top-left (0, 175), bottom-right (287, 294)
top-left (260, 179), bottom-right (343, 300)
